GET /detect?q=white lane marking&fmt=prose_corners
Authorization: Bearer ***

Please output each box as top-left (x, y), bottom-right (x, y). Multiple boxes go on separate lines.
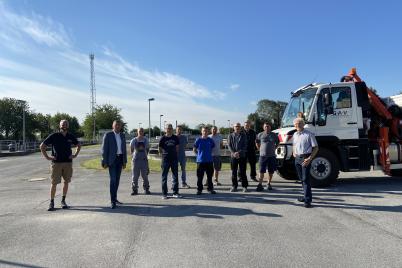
top-left (28, 177), bottom-right (48, 182)
top-left (0, 159), bottom-right (9, 162)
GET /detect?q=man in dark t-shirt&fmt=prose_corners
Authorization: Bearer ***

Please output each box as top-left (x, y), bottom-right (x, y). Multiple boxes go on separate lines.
top-left (158, 123), bottom-right (181, 199)
top-left (40, 120), bottom-right (81, 211)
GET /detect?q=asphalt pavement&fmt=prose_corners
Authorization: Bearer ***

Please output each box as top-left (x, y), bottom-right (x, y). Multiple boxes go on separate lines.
top-left (1, 147), bottom-right (402, 268)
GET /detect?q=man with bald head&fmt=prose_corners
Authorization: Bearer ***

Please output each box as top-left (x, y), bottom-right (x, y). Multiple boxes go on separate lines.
top-left (41, 120), bottom-right (81, 211)
top-left (292, 118), bottom-right (318, 208)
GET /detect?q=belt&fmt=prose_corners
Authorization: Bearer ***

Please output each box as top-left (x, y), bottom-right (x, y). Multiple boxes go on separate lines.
top-left (295, 153), bottom-right (311, 158)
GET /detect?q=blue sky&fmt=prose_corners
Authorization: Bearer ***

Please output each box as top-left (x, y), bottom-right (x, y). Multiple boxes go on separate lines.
top-left (1, 0), bottom-right (402, 129)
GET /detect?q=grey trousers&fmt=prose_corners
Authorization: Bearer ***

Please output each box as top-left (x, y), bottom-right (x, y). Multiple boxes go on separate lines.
top-left (132, 158), bottom-right (150, 190)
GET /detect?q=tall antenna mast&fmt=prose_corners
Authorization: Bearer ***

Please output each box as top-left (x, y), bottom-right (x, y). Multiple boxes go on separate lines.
top-left (89, 53), bottom-right (96, 141)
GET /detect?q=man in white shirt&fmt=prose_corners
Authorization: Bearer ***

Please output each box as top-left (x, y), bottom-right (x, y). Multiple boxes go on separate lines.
top-left (292, 118), bottom-right (318, 208)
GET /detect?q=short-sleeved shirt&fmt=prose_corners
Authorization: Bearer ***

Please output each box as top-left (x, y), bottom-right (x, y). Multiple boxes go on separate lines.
top-left (256, 132), bottom-right (279, 157)
top-left (43, 132), bottom-right (79, 163)
top-left (292, 129), bottom-right (318, 155)
top-left (177, 135), bottom-right (188, 161)
top-left (209, 134), bottom-right (222, 156)
top-left (159, 135), bottom-right (179, 161)
top-left (130, 137), bottom-right (149, 160)
top-left (194, 137), bottom-right (215, 163)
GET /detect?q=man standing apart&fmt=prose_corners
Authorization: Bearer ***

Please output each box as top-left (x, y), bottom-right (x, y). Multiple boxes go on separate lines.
top-left (130, 128), bottom-right (151, 195)
top-left (209, 126), bottom-right (223, 186)
top-left (176, 126), bottom-right (190, 188)
top-left (193, 127), bottom-right (216, 195)
top-left (256, 123), bottom-right (279, 191)
top-left (40, 120), bottom-right (81, 211)
top-left (101, 120), bottom-right (127, 209)
top-left (243, 120), bottom-right (258, 182)
top-left (292, 118), bottom-right (319, 208)
top-left (228, 123), bottom-right (248, 192)
top-left (159, 124), bottom-right (182, 199)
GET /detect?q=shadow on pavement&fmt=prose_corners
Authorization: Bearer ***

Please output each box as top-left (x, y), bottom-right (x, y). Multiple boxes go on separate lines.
top-left (70, 203), bottom-right (282, 219)
top-left (0, 259), bottom-right (45, 268)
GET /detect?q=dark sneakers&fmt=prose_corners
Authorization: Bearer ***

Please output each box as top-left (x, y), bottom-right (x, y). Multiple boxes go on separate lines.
top-left (196, 191), bottom-right (202, 195)
top-left (115, 200), bottom-right (123, 205)
top-left (304, 203), bottom-right (312, 208)
top-left (267, 184), bottom-right (273, 191)
top-left (131, 189), bottom-right (138, 195)
top-left (297, 197), bottom-right (305, 202)
top-left (208, 190), bottom-right (217, 194)
top-left (256, 183), bottom-right (264, 192)
top-left (230, 187), bottom-right (237, 192)
top-left (61, 200), bottom-right (69, 209)
top-left (110, 202), bottom-right (117, 209)
top-left (250, 177), bottom-right (258, 182)
top-left (182, 183), bottom-right (191, 189)
top-left (144, 189), bottom-right (151, 195)
top-left (48, 200), bottom-right (55, 211)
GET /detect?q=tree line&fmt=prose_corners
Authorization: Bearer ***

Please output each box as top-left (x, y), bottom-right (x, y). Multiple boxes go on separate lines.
top-left (0, 97), bottom-right (287, 141)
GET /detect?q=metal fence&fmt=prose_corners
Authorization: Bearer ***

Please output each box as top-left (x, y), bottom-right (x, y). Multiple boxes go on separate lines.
top-left (0, 140), bottom-right (98, 153)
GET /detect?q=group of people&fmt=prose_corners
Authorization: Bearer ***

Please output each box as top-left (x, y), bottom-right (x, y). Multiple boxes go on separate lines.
top-left (40, 117), bottom-right (318, 211)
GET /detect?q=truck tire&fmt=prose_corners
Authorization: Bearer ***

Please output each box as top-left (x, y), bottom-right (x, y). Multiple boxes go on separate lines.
top-left (390, 169), bottom-right (402, 177)
top-left (277, 166), bottom-right (298, 180)
top-left (310, 148), bottom-right (339, 187)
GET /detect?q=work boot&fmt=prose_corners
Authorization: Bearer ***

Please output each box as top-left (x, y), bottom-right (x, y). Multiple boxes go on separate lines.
top-left (48, 200), bottom-right (55, 211)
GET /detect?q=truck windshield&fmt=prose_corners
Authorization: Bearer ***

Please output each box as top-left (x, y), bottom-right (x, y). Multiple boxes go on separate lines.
top-left (281, 87), bottom-right (317, 127)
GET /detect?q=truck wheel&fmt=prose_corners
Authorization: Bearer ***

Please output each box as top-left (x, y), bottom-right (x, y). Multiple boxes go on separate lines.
top-left (310, 148), bottom-right (339, 187)
top-left (390, 169), bottom-right (402, 177)
top-left (277, 166), bottom-right (297, 180)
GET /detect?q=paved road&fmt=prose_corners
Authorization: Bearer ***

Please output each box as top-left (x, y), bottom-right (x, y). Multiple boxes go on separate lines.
top-left (1, 148), bottom-right (402, 268)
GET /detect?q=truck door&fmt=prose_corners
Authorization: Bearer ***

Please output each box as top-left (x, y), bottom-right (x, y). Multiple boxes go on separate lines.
top-left (315, 86), bottom-right (359, 140)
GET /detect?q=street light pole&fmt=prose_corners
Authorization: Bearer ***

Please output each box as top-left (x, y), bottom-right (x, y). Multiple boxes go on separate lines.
top-left (159, 114), bottom-right (164, 137)
top-left (148, 98), bottom-right (155, 139)
top-left (22, 106), bottom-right (26, 151)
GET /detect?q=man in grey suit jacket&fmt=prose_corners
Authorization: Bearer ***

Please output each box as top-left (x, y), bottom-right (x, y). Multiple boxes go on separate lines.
top-left (101, 120), bottom-right (127, 209)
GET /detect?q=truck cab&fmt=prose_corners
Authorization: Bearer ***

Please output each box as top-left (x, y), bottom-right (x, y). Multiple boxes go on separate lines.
top-left (275, 82), bottom-right (375, 187)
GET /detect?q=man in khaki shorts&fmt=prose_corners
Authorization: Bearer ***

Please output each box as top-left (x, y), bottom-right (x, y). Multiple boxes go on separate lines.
top-left (40, 120), bottom-right (81, 211)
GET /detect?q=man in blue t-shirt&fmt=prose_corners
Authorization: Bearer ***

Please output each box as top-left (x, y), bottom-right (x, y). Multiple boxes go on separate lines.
top-left (158, 123), bottom-right (181, 199)
top-left (193, 127), bottom-right (216, 195)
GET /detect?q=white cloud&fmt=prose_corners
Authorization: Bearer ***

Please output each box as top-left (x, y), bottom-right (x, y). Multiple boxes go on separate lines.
top-left (0, 2), bottom-right (71, 48)
top-left (0, 2), bottom-right (246, 129)
top-left (230, 84), bottom-right (240, 91)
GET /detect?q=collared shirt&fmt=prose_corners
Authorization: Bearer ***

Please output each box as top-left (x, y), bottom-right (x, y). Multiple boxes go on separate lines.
top-left (43, 132), bottom-right (79, 163)
top-left (228, 132), bottom-right (247, 158)
top-left (292, 129), bottom-right (318, 155)
top-left (114, 131), bottom-right (122, 154)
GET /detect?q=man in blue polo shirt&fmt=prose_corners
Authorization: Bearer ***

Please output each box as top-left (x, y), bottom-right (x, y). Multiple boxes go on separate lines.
top-left (193, 127), bottom-right (216, 195)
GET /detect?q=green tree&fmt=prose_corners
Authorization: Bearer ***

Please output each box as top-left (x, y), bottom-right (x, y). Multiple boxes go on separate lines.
top-left (256, 99), bottom-right (287, 129)
top-left (0, 98), bottom-right (38, 140)
top-left (82, 104), bottom-right (127, 139)
top-left (33, 113), bottom-right (52, 139)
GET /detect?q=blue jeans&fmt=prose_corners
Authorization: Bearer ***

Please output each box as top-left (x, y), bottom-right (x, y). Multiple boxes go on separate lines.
top-left (109, 155), bottom-right (123, 203)
top-left (178, 157), bottom-right (187, 184)
top-left (294, 156), bottom-right (312, 203)
top-left (161, 158), bottom-right (179, 195)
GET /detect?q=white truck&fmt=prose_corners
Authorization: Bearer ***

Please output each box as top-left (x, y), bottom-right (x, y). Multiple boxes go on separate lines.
top-left (274, 78), bottom-right (402, 187)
